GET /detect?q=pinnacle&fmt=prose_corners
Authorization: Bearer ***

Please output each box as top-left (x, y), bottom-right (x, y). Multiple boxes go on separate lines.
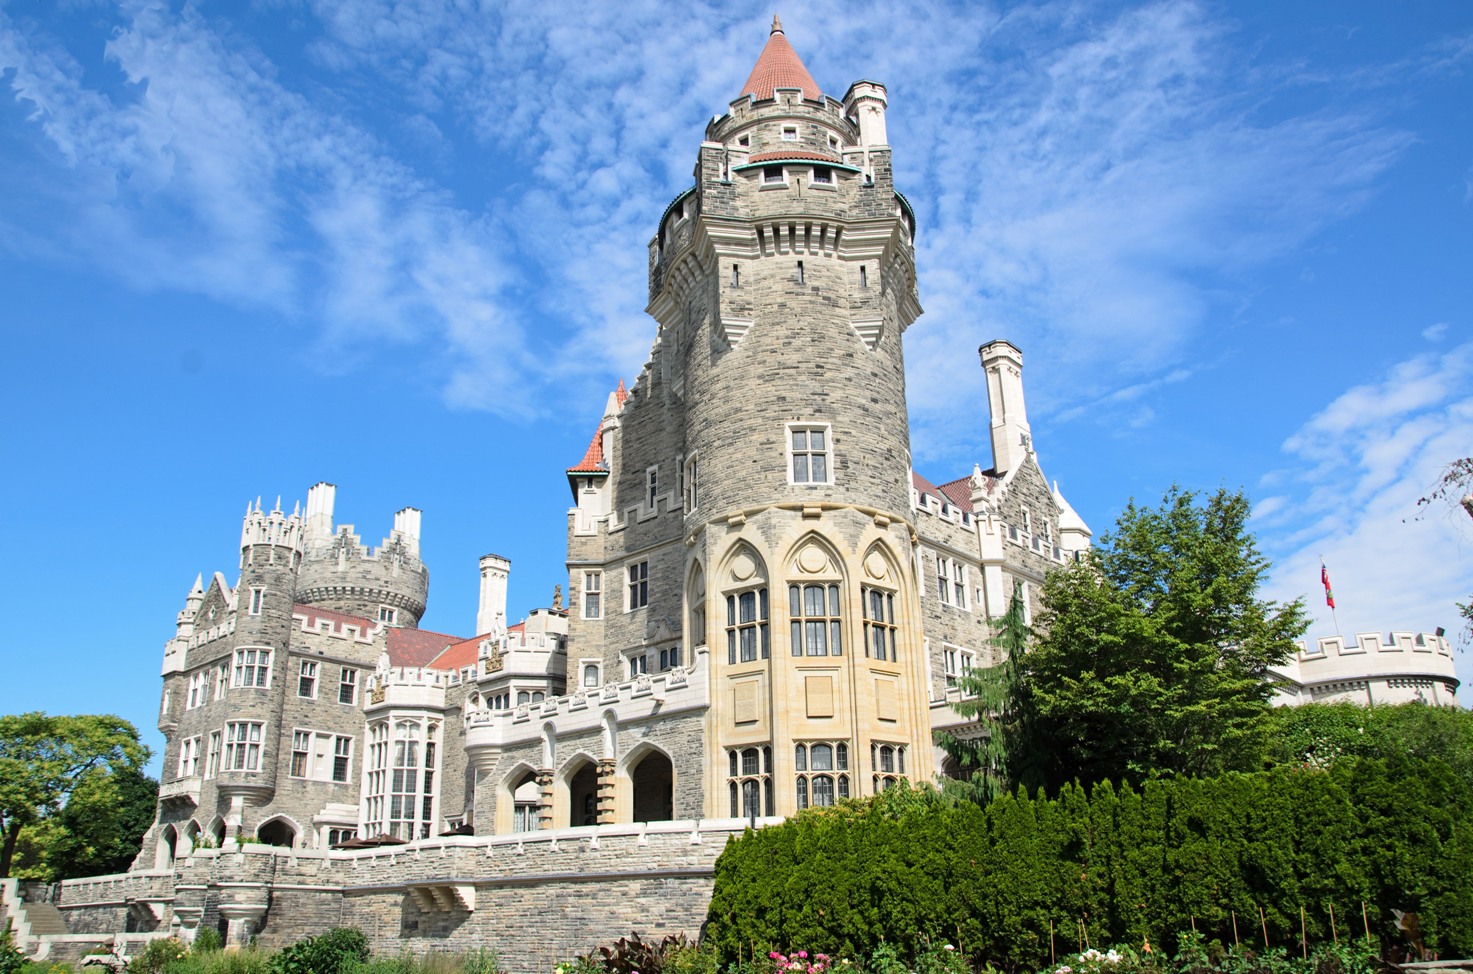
top-left (741, 16), bottom-right (821, 101)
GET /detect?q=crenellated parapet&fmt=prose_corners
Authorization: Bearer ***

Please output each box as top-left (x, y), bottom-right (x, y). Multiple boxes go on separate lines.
top-left (1273, 630), bottom-right (1460, 707)
top-left (295, 483), bottom-right (430, 627)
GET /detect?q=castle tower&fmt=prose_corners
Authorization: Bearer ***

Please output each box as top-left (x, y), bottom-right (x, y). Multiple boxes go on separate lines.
top-left (294, 483), bottom-right (430, 627)
top-left (215, 498), bottom-right (306, 831)
top-left (980, 339), bottom-right (1031, 476)
top-left (563, 20), bottom-right (931, 822)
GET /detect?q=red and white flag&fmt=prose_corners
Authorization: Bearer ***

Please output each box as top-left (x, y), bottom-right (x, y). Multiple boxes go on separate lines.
top-left (1320, 560), bottom-right (1336, 610)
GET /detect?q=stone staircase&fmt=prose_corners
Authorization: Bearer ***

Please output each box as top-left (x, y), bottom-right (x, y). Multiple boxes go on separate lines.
top-left (19, 900), bottom-right (69, 937)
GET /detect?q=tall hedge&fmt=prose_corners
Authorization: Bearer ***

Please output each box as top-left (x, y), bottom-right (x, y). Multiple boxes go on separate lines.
top-left (705, 759), bottom-right (1472, 970)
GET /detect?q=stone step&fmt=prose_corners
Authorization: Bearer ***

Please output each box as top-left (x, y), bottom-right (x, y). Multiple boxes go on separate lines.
top-left (20, 900), bottom-right (69, 936)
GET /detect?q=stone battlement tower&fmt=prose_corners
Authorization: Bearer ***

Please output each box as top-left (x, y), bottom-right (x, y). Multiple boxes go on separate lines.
top-left (295, 482), bottom-right (430, 628)
top-left (565, 18), bottom-right (931, 819)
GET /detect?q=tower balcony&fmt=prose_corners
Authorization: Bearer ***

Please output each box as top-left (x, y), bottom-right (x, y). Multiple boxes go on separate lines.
top-left (159, 775), bottom-right (202, 808)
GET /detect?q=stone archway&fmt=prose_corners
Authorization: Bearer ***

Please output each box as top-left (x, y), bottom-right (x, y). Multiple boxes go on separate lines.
top-left (567, 761), bottom-right (599, 827)
top-left (257, 817), bottom-right (296, 848)
top-left (629, 750), bottom-right (674, 823)
top-left (155, 824), bottom-right (177, 869)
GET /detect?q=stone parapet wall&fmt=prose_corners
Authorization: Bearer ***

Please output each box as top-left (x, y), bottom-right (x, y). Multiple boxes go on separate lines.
top-left (49, 822), bottom-right (751, 973)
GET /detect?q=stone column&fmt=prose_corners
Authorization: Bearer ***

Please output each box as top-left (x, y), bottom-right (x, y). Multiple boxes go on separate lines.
top-left (172, 906), bottom-right (204, 944)
top-left (595, 759), bottom-right (617, 824)
top-left (535, 769), bottom-right (554, 829)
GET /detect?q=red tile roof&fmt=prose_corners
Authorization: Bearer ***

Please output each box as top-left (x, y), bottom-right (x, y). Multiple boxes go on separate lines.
top-left (427, 635), bottom-right (483, 673)
top-left (741, 17), bottom-right (821, 102)
top-left (749, 150), bottom-right (838, 164)
top-left (911, 471), bottom-right (943, 497)
top-left (566, 380), bottom-right (627, 474)
top-left (386, 626), bottom-right (465, 668)
top-left (936, 477), bottom-right (976, 514)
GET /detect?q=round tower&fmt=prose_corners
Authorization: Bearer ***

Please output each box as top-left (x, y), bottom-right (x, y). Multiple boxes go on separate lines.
top-left (643, 19), bottom-right (932, 815)
top-left (215, 498), bottom-right (305, 820)
top-left (294, 482), bottom-right (430, 628)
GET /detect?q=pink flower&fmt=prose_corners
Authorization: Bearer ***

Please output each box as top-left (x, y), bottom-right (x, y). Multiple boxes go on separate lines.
top-left (799, 952), bottom-right (808, 959)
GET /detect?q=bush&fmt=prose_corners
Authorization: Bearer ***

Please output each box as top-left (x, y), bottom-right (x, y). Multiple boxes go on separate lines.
top-left (1, 927), bottom-right (27, 974)
top-left (191, 931), bottom-right (222, 955)
top-left (269, 930), bottom-right (368, 974)
top-left (127, 939), bottom-right (188, 974)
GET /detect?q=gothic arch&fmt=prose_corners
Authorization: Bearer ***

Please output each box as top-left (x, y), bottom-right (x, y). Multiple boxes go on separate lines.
top-left (685, 558), bottom-right (707, 651)
top-left (182, 819), bottom-right (201, 853)
top-left (552, 752), bottom-right (601, 829)
top-left (600, 710), bottom-right (618, 760)
top-left (155, 824), bottom-right (178, 870)
top-left (256, 814), bottom-right (300, 848)
top-left (541, 721), bottom-right (557, 768)
top-left (617, 741), bottom-right (676, 825)
top-left (207, 815), bottom-right (227, 848)
top-left (781, 530), bottom-right (847, 581)
top-left (496, 761), bottom-right (542, 835)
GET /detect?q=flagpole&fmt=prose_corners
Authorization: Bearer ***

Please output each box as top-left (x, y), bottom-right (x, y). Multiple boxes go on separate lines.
top-left (1321, 556), bottom-right (1342, 640)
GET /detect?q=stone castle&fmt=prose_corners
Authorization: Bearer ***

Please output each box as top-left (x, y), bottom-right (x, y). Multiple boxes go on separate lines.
top-left (3, 19), bottom-right (1455, 971)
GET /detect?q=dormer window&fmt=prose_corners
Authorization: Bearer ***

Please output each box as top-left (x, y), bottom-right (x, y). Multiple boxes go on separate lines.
top-left (781, 126), bottom-right (798, 141)
top-left (763, 166), bottom-right (784, 184)
top-left (811, 166), bottom-right (832, 185)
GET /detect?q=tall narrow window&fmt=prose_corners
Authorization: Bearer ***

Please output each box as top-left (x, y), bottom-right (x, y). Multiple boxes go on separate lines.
top-left (727, 746), bottom-right (773, 818)
top-left (731, 264), bottom-right (740, 287)
top-left (726, 589), bottom-right (770, 664)
top-left (298, 661), bottom-right (318, 698)
top-left (332, 736), bottom-right (352, 783)
top-left (796, 260), bottom-right (805, 284)
top-left (646, 466), bottom-right (659, 508)
top-left (583, 571), bottom-right (602, 619)
top-left (339, 668), bottom-right (358, 705)
top-left (684, 454), bottom-right (699, 514)
top-left (863, 587), bottom-right (897, 661)
top-left (214, 663), bottom-right (227, 700)
top-left (249, 588), bottom-right (264, 616)
top-left (224, 721), bottom-right (263, 772)
top-left (859, 265), bottom-right (868, 287)
top-left (789, 583), bottom-right (842, 657)
top-left (290, 731), bottom-right (311, 777)
top-left (627, 562), bottom-right (649, 610)
top-left (205, 731), bottom-right (221, 779)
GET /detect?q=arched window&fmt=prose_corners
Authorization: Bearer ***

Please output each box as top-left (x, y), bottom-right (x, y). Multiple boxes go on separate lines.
top-left (790, 584), bottom-right (842, 656)
top-left (794, 741), bottom-right (850, 809)
top-left (583, 664), bottom-right (600, 687)
top-left (726, 746), bottom-right (772, 818)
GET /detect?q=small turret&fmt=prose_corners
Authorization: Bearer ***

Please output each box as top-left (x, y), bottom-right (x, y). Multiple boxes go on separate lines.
top-left (175, 574), bottom-right (205, 639)
top-left (477, 554), bottom-right (511, 637)
top-left (294, 487), bottom-right (430, 627)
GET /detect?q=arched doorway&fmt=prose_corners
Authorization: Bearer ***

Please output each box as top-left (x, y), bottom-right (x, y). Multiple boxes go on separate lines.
top-left (630, 750), bottom-right (674, 823)
top-left (565, 760), bottom-right (599, 827)
top-left (510, 771), bottom-right (540, 832)
top-left (257, 818), bottom-right (296, 848)
top-left (155, 825), bottom-right (177, 869)
top-left (208, 817), bottom-right (226, 847)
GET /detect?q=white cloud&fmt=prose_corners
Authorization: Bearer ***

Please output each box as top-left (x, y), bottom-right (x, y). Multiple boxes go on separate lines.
top-left (1259, 342), bottom-right (1473, 690)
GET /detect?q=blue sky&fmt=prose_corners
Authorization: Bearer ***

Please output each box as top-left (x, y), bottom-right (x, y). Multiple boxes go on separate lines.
top-left (2, 0), bottom-right (1470, 770)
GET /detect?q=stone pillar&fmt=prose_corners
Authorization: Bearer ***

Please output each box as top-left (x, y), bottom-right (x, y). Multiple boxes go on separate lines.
top-left (172, 906), bottom-right (204, 944)
top-left (535, 769), bottom-right (554, 829)
top-left (595, 758), bottom-right (617, 824)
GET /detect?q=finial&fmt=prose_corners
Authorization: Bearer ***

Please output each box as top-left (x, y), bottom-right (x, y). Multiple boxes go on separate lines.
top-left (771, 14), bottom-right (783, 34)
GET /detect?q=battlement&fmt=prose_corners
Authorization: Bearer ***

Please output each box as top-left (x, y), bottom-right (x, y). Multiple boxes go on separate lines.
top-left (1273, 630), bottom-right (1460, 707)
top-left (291, 605), bottom-right (384, 645)
top-left (240, 498), bottom-right (304, 553)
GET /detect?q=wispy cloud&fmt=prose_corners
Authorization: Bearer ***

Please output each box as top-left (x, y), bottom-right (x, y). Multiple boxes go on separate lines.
top-left (1257, 342), bottom-right (1473, 673)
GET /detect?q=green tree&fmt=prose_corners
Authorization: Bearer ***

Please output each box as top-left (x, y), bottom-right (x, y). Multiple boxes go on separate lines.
top-left (0, 712), bottom-right (150, 877)
top-left (1264, 701), bottom-right (1473, 791)
top-left (1013, 486), bottom-right (1307, 790)
top-left (937, 588), bottom-right (1030, 802)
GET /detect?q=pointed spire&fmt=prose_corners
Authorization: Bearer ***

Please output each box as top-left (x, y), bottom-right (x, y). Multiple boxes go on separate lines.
top-left (190, 573), bottom-right (205, 595)
top-left (741, 15), bottom-right (821, 101)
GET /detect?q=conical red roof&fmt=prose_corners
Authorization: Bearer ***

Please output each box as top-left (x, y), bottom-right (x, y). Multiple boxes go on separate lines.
top-left (740, 16), bottom-right (821, 102)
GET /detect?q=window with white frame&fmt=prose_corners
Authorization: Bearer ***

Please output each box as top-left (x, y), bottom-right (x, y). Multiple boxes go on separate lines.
top-left (684, 454), bottom-right (699, 513)
top-left (935, 555), bottom-right (970, 609)
top-left (249, 587), bottom-right (264, 616)
top-left (811, 165), bottom-right (832, 185)
top-left (727, 745), bottom-right (773, 818)
top-left (327, 827), bottom-right (357, 847)
top-left (943, 646), bottom-right (975, 688)
top-left (871, 742), bottom-right (908, 792)
top-left (363, 718), bottom-right (440, 840)
top-left (627, 653), bottom-right (649, 679)
top-left (795, 741), bottom-right (850, 809)
top-left (298, 660), bottom-right (318, 698)
top-left (233, 648), bottom-right (271, 688)
top-left (763, 165), bottom-right (784, 184)
top-left (789, 583), bottom-right (842, 656)
top-left (781, 125), bottom-right (798, 141)
top-left (187, 672), bottom-right (207, 709)
top-left (646, 466), bottom-right (659, 508)
top-left (339, 667), bottom-right (358, 705)
top-left (290, 729), bottom-right (353, 783)
top-left (177, 736), bottom-right (200, 778)
top-left (862, 587), bottom-right (897, 661)
top-left (378, 605), bottom-right (398, 624)
top-left (582, 571), bottom-right (602, 619)
top-left (659, 645), bottom-right (681, 671)
top-left (788, 424), bottom-right (831, 484)
top-left (214, 662), bottom-right (228, 700)
top-left (726, 589), bottom-right (770, 664)
top-left (223, 721), bottom-right (263, 772)
top-left (204, 731), bottom-right (221, 779)
top-left (582, 662), bottom-right (601, 687)
top-left (1018, 581), bottom-right (1033, 625)
top-left (627, 562), bottom-right (649, 610)
top-left (515, 690), bottom-right (546, 706)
